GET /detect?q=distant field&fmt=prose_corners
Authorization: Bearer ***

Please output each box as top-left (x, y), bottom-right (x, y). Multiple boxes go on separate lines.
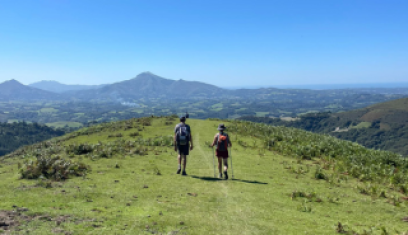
top-left (40, 108), bottom-right (58, 113)
top-left (227, 114), bottom-right (241, 119)
top-left (194, 109), bottom-right (206, 113)
top-left (351, 122), bottom-right (371, 129)
top-left (211, 103), bottom-right (223, 109)
top-left (132, 108), bottom-right (144, 113)
top-left (45, 122), bottom-right (83, 128)
top-left (230, 102), bottom-right (242, 107)
top-left (324, 104), bottom-right (342, 109)
top-left (7, 119), bottom-right (19, 123)
top-left (255, 112), bottom-right (269, 117)
top-left (297, 110), bottom-right (319, 116)
top-left (281, 117), bottom-right (299, 121)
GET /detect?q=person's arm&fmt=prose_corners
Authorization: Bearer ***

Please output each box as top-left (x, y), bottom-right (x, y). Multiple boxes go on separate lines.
top-left (190, 135), bottom-right (194, 150)
top-left (228, 134), bottom-right (232, 147)
top-left (174, 125), bottom-right (178, 151)
top-left (211, 134), bottom-right (218, 147)
top-left (174, 133), bottom-right (177, 151)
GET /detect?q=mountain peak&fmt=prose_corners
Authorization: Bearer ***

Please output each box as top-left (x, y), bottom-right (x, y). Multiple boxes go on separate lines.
top-left (1, 79), bottom-right (24, 86)
top-left (133, 72), bottom-right (167, 81)
top-left (137, 71), bottom-right (158, 77)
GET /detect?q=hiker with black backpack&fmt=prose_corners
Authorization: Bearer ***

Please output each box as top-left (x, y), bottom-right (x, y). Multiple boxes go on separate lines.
top-left (174, 115), bottom-right (193, 176)
top-left (211, 124), bottom-right (232, 179)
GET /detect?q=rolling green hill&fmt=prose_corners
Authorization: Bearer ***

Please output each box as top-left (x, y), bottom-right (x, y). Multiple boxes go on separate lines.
top-left (1, 117), bottom-right (408, 234)
top-left (242, 97), bottom-right (408, 156)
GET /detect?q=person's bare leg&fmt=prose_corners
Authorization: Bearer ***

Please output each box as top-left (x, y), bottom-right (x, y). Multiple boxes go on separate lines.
top-left (218, 157), bottom-right (222, 173)
top-left (223, 158), bottom-right (229, 179)
top-left (182, 155), bottom-right (187, 170)
top-left (177, 154), bottom-right (181, 172)
top-left (223, 158), bottom-right (228, 171)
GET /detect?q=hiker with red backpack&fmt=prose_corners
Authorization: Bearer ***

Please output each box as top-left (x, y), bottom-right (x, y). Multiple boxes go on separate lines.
top-left (211, 124), bottom-right (232, 179)
top-left (174, 115), bottom-right (193, 176)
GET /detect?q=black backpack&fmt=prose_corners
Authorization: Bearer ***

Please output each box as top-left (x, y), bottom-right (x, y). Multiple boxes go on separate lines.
top-left (176, 125), bottom-right (190, 146)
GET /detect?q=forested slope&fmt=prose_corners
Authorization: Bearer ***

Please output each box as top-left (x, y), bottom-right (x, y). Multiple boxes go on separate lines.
top-left (0, 122), bottom-right (65, 156)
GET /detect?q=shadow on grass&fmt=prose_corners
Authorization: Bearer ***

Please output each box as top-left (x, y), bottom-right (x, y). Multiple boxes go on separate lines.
top-left (190, 175), bottom-right (223, 181)
top-left (190, 175), bottom-right (268, 185)
top-left (231, 179), bottom-right (268, 185)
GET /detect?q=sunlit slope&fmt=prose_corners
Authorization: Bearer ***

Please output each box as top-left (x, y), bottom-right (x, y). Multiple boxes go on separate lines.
top-left (0, 117), bottom-right (407, 235)
top-left (336, 97), bottom-right (408, 124)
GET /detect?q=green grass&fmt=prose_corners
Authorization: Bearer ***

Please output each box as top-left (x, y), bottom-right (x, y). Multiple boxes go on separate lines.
top-left (45, 122), bottom-right (83, 128)
top-left (7, 119), bottom-right (19, 123)
top-left (0, 117), bottom-right (407, 234)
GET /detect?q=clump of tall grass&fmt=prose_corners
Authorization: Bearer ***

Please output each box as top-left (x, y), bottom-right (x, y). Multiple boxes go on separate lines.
top-left (314, 166), bottom-right (327, 180)
top-left (129, 132), bottom-right (140, 137)
top-left (18, 156), bottom-right (90, 180)
top-left (291, 190), bottom-right (322, 202)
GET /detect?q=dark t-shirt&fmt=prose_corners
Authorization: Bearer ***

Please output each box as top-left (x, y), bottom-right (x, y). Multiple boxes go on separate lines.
top-left (174, 123), bottom-right (191, 146)
top-left (174, 123), bottom-right (191, 134)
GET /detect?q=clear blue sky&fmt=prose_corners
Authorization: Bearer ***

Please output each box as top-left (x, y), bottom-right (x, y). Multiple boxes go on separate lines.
top-left (0, 0), bottom-right (407, 87)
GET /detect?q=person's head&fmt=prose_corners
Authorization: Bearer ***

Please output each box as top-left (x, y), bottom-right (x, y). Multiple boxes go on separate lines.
top-left (217, 123), bottom-right (226, 132)
top-left (180, 115), bottom-right (186, 123)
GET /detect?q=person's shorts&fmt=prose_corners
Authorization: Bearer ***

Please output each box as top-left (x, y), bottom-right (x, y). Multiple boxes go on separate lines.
top-left (216, 150), bottom-right (228, 159)
top-left (177, 145), bottom-right (189, 156)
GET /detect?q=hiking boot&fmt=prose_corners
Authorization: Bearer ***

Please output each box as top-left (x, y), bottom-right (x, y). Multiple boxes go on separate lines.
top-left (219, 173), bottom-right (222, 179)
top-left (182, 171), bottom-right (187, 176)
top-left (177, 169), bottom-right (181, 174)
top-left (224, 171), bottom-right (228, 180)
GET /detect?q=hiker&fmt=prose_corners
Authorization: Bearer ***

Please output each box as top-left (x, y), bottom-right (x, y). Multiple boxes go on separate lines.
top-left (211, 123), bottom-right (232, 179)
top-left (174, 115), bottom-right (193, 176)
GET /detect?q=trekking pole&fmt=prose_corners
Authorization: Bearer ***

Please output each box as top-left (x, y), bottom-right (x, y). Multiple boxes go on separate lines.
top-left (230, 147), bottom-right (234, 179)
top-left (212, 147), bottom-right (216, 178)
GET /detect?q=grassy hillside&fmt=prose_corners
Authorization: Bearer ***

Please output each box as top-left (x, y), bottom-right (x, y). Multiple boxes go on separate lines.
top-left (1, 117), bottom-right (408, 234)
top-left (242, 97), bottom-right (408, 156)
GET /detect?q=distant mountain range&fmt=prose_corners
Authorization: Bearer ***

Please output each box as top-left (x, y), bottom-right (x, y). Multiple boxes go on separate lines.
top-left (70, 72), bottom-right (224, 101)
top-left (1, 72), bottom-right (408, 102)
top-left (29, 80), bottom-right (107, 93)
top-left (0, 79), bottom-right (62, 101)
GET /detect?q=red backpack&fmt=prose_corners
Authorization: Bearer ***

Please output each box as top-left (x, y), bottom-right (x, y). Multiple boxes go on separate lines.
top-left (217, 133), bottom-right (228, 151)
